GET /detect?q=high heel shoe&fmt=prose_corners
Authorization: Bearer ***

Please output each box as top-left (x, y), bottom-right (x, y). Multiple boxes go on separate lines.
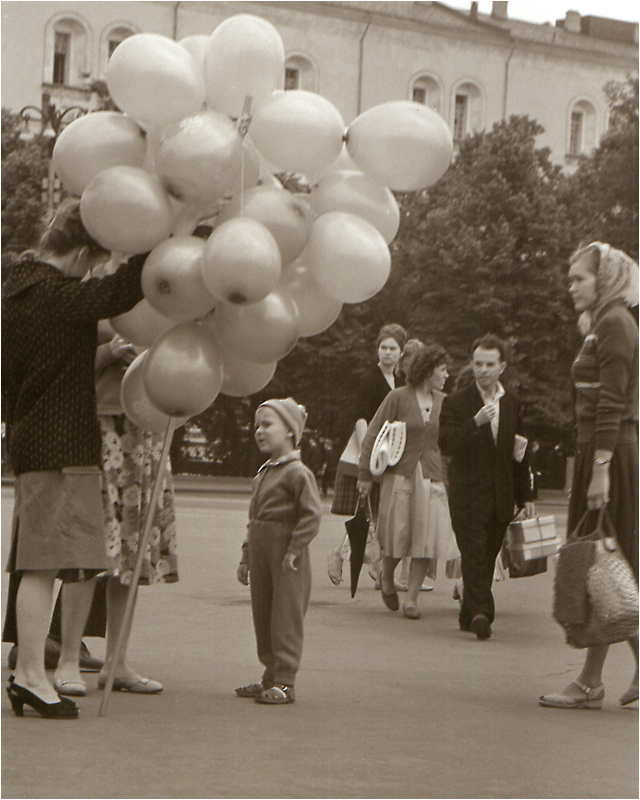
top-left (6, 677), bottom-right (79, 719)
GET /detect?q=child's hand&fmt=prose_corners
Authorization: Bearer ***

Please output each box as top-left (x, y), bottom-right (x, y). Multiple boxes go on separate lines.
top-left (282, 552), bottom-right (298, 573)
top-left (237, 563), bottom-right (249, 585)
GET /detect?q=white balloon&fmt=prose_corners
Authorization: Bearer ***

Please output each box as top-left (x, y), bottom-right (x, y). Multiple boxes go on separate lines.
top-left (204, 14), bottom-right (285, 118)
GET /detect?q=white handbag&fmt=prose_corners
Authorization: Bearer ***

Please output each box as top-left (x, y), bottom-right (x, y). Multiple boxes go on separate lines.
top-left (369, 421), bottom-right (406, 477)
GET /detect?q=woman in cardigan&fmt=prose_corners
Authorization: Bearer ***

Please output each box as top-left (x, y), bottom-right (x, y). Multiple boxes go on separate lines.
top-left (358, 344), bottom-right (459, 618)
top-left (540, 242), bottom-right (638, 709)
top-left (2, 200), bottom-right (146, 718)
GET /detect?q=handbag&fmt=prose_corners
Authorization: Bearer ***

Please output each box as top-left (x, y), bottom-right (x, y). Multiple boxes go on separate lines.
top-left (331, 428), bottom-right (360, 516)
top-left (553, 507), bottom-right (639, 649)
top-left (369, 421), bottom-right (406, 477)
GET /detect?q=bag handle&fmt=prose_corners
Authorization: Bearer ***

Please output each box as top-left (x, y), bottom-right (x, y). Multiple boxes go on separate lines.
top-left (569, 505), bottom-right (612, 543)
top-left (356, 492), bottom-right (374, 522)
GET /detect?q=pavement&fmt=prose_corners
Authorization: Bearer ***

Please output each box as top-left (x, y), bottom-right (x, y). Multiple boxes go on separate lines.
top-left (1, 485), bottom-right (637, 799)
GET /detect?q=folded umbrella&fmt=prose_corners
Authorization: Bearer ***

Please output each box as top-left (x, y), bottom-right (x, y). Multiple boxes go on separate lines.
top-left (345, 496), bottom-right (372, 598)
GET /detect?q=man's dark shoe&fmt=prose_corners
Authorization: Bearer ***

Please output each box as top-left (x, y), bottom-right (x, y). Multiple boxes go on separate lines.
top-left (470, 614), bottom-right (492, 640)
top-left (7, 638), bottom-right (104, 671)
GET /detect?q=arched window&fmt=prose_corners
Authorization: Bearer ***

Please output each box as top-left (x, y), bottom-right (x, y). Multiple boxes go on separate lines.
top-left (101, 24), bottom-right (136, 76)
top-left (452, 81), bottom-right (483, 141)
top-left (284, 54), bottom-right (317, 92)
top-left (44, 15), bottom-right (91, 86)
top-left (567, 98), bottom-right (598, 157)
top-left (410, 74), bottom-right (442, 113)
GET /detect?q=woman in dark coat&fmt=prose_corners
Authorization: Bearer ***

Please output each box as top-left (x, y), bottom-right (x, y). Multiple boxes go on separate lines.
top-left (540, 243), bottom-right (638, 709)
top-left (2, 200), bottom-right (146, 718)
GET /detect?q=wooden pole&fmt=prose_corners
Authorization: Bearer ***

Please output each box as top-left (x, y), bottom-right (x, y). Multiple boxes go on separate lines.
top-left (99, 416), bottom-right (177, 716)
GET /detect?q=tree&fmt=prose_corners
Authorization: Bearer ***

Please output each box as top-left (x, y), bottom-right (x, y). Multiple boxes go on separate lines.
top-left (389, 115), bottom-right (578, 433)
top-left (564, 73), bottom-right (639, 259)
top-left (1, 108), bottom-right (48, 267)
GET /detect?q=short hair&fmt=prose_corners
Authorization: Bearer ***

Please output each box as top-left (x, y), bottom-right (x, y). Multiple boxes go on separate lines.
top-left (407, 343), bottom-right (447, 387)
top-left (38, 199), bottom-right (109, 259)
top-left (471, 333), bottom-right (507, 362)
top-left (398, 338), bottom-right (424, 375)
top-left (377, 323), bottom-right (407, 351)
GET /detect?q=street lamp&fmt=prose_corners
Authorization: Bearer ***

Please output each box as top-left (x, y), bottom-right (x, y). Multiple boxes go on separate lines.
top-left (19, 91), bottom-right (87, 214)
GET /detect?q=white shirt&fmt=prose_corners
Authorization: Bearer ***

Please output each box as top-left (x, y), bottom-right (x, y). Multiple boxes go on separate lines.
top-left (476, 381), bottom-right (505, 443)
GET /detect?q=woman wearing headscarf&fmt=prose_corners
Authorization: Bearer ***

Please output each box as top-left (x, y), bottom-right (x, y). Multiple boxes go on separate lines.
top-left (540, 242), bottom-right (638, 709)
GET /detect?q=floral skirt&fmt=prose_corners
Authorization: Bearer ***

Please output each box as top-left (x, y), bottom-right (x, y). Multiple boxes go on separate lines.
top-left (100, 415), bottom-right (178, 586)
top-left (377, 463), bottom-right (459, 579)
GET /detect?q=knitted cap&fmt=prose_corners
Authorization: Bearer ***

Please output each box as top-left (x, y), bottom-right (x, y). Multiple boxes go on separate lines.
top-left (258, 397), bottom-right (307, 445)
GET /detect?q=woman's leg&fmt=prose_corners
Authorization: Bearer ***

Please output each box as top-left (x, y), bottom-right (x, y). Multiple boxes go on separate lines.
top-left (13, 569), bottom-right (59, 703)
top-left (405, 559), bottom-right (429, 609)
top-left (54, 579), bottom-right (97, 686)
top-left (380, 556), bottom-right (400, 594)
top-left (622, 634), bottom-right (639, 703)
top-left (103, 576), bottom-right (138, 680)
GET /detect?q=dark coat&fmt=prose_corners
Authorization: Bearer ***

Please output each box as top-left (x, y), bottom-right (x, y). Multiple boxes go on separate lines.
top-left (2, 254), bottom-right (145, 474)
top-left (438, 383), bottom-right (532, 526)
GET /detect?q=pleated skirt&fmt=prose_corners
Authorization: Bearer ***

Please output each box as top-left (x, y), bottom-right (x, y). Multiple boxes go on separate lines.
top-left (377, 463), bottom-right (459, 578)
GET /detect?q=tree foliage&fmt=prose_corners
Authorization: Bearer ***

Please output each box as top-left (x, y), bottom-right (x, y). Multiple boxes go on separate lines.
top-left (563, 73), bottom-right (638, 259)
top-left (1, 108), bottom-right (48, 267)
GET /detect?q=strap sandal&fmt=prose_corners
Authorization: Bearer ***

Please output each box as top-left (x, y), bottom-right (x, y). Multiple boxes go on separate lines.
top-left (539, 680), bottom-right (604, 709)
top-left (255, 684), bottom-right (295, 704)
top-left (235, 681), bottom-right (270, 698)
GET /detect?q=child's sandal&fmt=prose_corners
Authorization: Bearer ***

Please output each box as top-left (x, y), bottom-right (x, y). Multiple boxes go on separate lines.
top-left (235, 682), bottom-right (269, 698)
top-left (255, 684), bottom-right (295, 704)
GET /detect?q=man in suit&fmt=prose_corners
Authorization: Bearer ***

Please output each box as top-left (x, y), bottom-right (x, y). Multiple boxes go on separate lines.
top-left (439, 334), bottom-right (535, 640)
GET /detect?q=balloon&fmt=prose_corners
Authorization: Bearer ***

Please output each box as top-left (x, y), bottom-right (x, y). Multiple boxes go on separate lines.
top-left (121, 351), bottom-right (189, 433)
top-left (106, 33), bottom-right (206, 130)
top-left (80, 166), bottom-right (173, 253)
top-left (204, 14), bottom-right (285, 118)
top-left (281, 262), bottom-right (343, 337)
top-left (309, 169), bottom-right (400, 245)
top-left (220, 353), bottom-right (277, 397)
top-left (143, 321), bottom-right (223, 416)
top-left (345, 101), bottom-right (453, 191)
top-left (249, 91), bottom-right (345, 178)
top-left (141, 236), bottom-right (216, 321)
top-left (214, 186), bottom-right (313, 266)
top-left (202, 218), bottom-right (281, 305)
top-left (52, 112), bottom-right (146, 197)
top-left (155, 111), bottom-right (242, 205)
top-left (306, 212), bottom-right (391, 304)
top-left (179, 35), bottom-right (209, 75)
top-left (111, 299), bottom-right (176, 347)
top-left (213, 288), bottom-right (299, 363)
top-left (229, 140), bottom-right (261, 195)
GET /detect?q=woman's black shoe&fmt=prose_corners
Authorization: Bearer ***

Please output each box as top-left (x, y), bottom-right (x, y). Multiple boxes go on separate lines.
top-left (6, 678), bottom-right (79, 719)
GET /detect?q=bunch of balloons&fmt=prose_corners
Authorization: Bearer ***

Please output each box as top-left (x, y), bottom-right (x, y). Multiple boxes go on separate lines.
top-left (52, 13), bottom-right (454, 432)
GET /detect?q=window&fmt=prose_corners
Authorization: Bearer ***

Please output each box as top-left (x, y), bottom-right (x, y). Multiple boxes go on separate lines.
top-left (410, 75), bottom-right (442, 112)
top-left (451, 81), bottom-right (483, 141)
top-left (413, 86), bottom-right (426, 104)
top-left (567, 99), bottom-right (597, 157)
top-left (283, 55), bottom-right (317, 92)
top-left (453, 94), bottom-right (468, 141)
top-left (285, 67), bottom-right (299, 91)
top-left (45, 16), bottom-right (90, 86)
top-left (569, 110), bottom-right (583, 156)
top-left (101, 26), bottom-right (136, 76)
top-left (53, 32), bottom-right (70, 85)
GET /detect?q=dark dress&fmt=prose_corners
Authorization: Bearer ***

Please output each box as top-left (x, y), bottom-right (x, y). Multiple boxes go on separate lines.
top-left (567, 301), bottom-right (638, 579)
top-left (332, 365), bottom-right (405, 515)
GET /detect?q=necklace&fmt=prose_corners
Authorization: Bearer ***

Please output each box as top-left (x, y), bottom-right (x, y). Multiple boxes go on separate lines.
top-left (415, 388), bottom-right (433, 421)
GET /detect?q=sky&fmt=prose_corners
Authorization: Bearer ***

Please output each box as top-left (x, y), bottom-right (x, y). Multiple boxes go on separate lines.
top-left (444, 0), bottom-right (639, 24)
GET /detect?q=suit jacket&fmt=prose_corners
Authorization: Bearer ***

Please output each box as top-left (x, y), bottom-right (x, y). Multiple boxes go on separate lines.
top-left (438, 383), bottom-right (532, 525)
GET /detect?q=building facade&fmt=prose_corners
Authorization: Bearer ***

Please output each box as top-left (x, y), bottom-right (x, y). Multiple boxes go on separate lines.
top-left (1, 0), bottom-right (638, 168)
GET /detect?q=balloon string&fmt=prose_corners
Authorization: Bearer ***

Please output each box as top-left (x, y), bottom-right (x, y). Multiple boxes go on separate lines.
top-left (236, 95), bottom-right (253, 219)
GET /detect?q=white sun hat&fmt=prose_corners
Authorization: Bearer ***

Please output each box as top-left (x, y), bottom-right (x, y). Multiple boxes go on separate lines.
top-left (369, 420), bottom-right (406, 477)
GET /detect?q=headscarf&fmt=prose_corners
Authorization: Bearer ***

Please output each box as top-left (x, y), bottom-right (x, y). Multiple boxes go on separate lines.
top-left (576, 242), bottom-right (639, 334)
